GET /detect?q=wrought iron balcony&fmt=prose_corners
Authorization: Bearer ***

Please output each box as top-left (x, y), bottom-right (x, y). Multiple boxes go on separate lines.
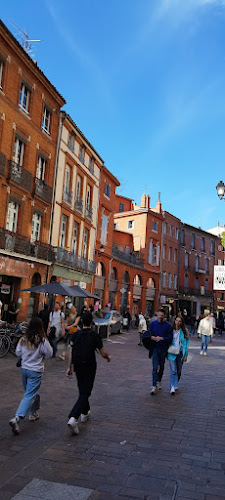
top-left (179, 286), bottom-right (213, 297)
top-left (34, 178), bottom-right (52, 204)
top-left (55, 246), bottom-right (96, 274)
top-left (79, 152), bottom-right (84, 164)
top-left (112, 243), bottom-right (144, 268)
top-left (146, 287), bottom-right (156, 299)
top-left (8, 160), bottom-right (32, 192)
top-left (85, 204), bottom-right (93, 221)
top-left (109, 278), bottom-right (117, 292)
top-left (75, 196), bottom-right (83, 213)
top-left (0, 152), bottom-right (6, 176)
top-left (0, 227), bottom-right (55, 262)
top-left (63, 189), bottom-right (73, 205)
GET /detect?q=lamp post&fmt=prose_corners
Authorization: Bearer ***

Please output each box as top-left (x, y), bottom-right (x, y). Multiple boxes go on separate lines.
top-left (216, 181), bottom-right (225, 200)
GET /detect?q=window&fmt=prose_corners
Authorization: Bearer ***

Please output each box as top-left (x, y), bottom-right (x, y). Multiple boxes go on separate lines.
top-left (19, 82), bottom-right (30, 113)
top-left (163, 244), bottom-right (166, 260)
top-left (128, 220), bottom-right (134, 229)
top-left (195, 256), bottom-right (199, 271)
top-left (168, 246), bottom-right (172, 261)
top-left (76, 175), bottom-right (81, 199)
top-left (0, 60), bottom-right (3, 88)
top-left (195, 277), bottom-right (199, 291)
top-left (31, 212), bottom-right (41, 242)
top-left (101, 214), bottom-right (108, 245)
top-left (168, 273), bottom-right (171, 289)
top-left (104, 182), bottom-right (111, 198)
top-left (152, 221), bottom-right (158, 232)
top-left (205, 278), bottom-right (209, 292)
top-left (113, 223), bottom-right (118, 230)
top-left (36, 155), bottom-right (46, 180)
top-left (170, 225), bottom-right (173, 237)
top-left (201, 237), bottom-right (205, 252)
top-left (64, 165), bottom-right (71, 193)
top-left (82, 228), bottom-right (89, 258)
top-left (42, 106), bottom-right (51, 134)
top-left (162, 272), bottom-right (166, 288)
top-left (13, 137), bottom-right (24, 166)
top-left (180, 229), bottom-right (184, 245)
top-left (218, 259), bottom-right (223, 265)
top-left (79, 145), bottom-right (85, 163)
top-left (174, 248), bottom-right (177, 263)
top-left (149, 243), bottom-right (160, 265)
top-left (6, 201), bottom-right (18, 232)
top-left (191, 233), bottom-right (195, 249)
top-left (185, 253), bottom-right (189, 269)
top-left (86, 184), bottom-right (91, 207)
top-left (175, 228), bottom-right (179, 240)
top-left (89, 157), bottom-right (94, 174)
top-left (163, 222), bottom-right (167, 234)
top-left (210, 240), bottom-right (215, 255)
top-left (119, 202), bottom-right (124, 212)
top-left (59, 214), bottom-right (67, 248)
top-left (68, 133), bottom-right (75, 152)
top-left (174, 275), bottom-right (177, 290)
top-left (72, 221), bottom-right (79, 253)
top-left (184, 274), bottom-right (189, 289)
top-left (205, 258), bottom-right (209, 273)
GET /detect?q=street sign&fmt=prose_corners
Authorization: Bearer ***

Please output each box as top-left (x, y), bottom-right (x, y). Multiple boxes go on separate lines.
top-left (214, 265), bottom-right (225, 290)
top-left (120, 287), bottom-right (126, 294)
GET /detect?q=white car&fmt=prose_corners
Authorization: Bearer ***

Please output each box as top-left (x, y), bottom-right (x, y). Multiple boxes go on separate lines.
top-left (93, 309), bottom-right (123, 337)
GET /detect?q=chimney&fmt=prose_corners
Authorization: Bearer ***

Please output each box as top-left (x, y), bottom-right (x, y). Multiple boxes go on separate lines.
top-left (155, 192), bottom-right (162, 213)
top-left (141, 194), bottom-right (146, 208)
top-left (145, 194), bottom-right (150, 209)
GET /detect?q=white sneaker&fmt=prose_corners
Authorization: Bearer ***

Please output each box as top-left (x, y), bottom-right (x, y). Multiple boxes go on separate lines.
top-left (150, 386), bottom-right (157, 395)
top-left (170, 386), bottom-right (175, 395)
top-left (67, 417), bottom-right (79, 435)
top-left (200, 350), bottom-right (203, 355)
top-left (9, 417), bottom-right (20, 435)
top-left (174, 386), bottom-right (178, 391)
top-left (157, 381), bottom-right (162, 390)
top-left (80, 410), bottom-right (91, 423)
top-left (203, 352), bottom-right (207, 356)
top-left (29, 412), bottom-right (39, 421)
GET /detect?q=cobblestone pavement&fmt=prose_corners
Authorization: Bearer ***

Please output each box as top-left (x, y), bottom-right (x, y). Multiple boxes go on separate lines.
top-left (1, 330), bottom-right (225, 500)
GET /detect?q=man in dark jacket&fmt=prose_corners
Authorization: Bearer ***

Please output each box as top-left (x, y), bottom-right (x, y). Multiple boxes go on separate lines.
top-left (148, 308), bottom-right (173, 394)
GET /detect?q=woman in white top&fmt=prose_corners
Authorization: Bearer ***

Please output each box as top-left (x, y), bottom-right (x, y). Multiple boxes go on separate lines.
top-left (138, 314), bottom-right (147, 345)
top-left (9, 317), bottom-right (52, 435)
top-left (197, 312), bottom-right (213, 356)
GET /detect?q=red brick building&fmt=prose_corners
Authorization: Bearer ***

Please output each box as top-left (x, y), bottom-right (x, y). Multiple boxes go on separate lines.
top-left (159, 211), bottom-right (180, 318)
top-left (178, 223), bottom-right (216, 320)
top-left (207, 224), bottom-right (225, 314)
top-left (0, 21), bottom-right (65, 320)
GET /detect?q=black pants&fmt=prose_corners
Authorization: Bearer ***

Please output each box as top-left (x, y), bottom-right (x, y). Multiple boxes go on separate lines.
top-left (69, 363), bottom-right (96, 420)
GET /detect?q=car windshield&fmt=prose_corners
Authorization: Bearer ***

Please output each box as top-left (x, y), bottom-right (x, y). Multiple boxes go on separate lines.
top-left (103, 312), bottom-right (111, 320)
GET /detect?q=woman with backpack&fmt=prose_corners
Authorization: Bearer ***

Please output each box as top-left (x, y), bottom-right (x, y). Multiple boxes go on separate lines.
top-left (168, 316), bottom-right (189, 395)
top-left (9, 317), bottom-right (52, 435)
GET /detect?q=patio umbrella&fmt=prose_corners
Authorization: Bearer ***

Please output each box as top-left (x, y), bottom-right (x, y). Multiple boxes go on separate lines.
top-left (21, 282), bottom-right (90, 297)
top-left (69, 285), bottom-right (101, 300)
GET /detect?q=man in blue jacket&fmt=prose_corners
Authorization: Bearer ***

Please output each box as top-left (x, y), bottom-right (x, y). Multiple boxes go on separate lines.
top-left (148, 309), bottom-right (173, 394)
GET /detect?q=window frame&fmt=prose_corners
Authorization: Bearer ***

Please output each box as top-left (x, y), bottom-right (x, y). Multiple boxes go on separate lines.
top-left (19, 82), bottom-right (30, 114)
top-left (101, 214), bottom-right (108, 246)
top-left (0, 60), bottom-right (3, 89)
top-left (59, 214), bottom-right (68, 248)
top-left (31, 212), bottom-right (41, 242)
top-left (13, 137), bottom-right (25, 166)
top-left (152, 221), bottom-right (158, 232)
top-left (82, 227), bottom-right (89, 258)
top-left (36, 155), bottom-right (47, 181)
top-left (104, 182), bottom-right (111, 198)
top-left (119, 202), bottom-right (124, 212)
top-left (42, 105), bottom-right (51, 134)
top-left (128, 220), bottom-right (134, 229)
top-left (71, 220), bottom-right (79, 254)
top-left (6, 201), bottom-right (19, 233)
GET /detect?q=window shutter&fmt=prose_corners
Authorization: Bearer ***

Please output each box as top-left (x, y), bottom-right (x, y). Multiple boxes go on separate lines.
top-left (156, 245), bottom-right (160, 266)
top-left (149, 242), bottom-right (153, 264)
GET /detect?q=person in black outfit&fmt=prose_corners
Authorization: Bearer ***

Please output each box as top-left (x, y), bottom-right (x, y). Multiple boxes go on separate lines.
top-left (38, 304), bottom-right (50, 333)
top-left (66, 311), bottom-right (111, 435)
top-left (8, 301), bottom-right (19, 324)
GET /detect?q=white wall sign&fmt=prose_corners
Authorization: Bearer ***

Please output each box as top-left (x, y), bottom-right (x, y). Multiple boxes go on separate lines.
top-left (214, 265), bottom-right (225, 290)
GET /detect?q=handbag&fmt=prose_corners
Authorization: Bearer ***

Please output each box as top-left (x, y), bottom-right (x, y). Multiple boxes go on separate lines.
top-left (168, 344), bottom-right (180, 355)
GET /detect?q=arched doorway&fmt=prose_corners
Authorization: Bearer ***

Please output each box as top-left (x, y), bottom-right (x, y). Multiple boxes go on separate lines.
top-left (146, 277), bottom-right (156, 317)
top-left (27, 272), bottom-right (41, 321)
top-left (133, 274), bottom-right (142, 315)
top-left (95, 261), bottom-right (106, 302)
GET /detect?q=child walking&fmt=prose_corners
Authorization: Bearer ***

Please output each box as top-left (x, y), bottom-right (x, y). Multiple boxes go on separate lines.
top-left (9, 317), bottom-right (52, 434)
top-left (168, 316), bottom-right (189, 395)
top-left (66, 311), bottom-right (111, 435)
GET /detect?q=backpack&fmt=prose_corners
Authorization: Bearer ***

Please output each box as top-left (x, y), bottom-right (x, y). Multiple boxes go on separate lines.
top-left (72, 329), bottom-right (96, 367)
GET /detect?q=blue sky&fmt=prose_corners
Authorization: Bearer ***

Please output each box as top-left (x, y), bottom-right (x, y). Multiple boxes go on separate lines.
top-left (2, 0), bottom-right (225, 229)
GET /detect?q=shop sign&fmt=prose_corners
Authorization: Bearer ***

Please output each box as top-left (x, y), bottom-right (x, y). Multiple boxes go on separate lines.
top-left (214, 265), bottom-right (225, 290)
top-left (74, 281), bottom-right (87, 289)
top-left (1, 284), bottom-right (10, 294)
top-left (0, 256), bottom-right (30, 278)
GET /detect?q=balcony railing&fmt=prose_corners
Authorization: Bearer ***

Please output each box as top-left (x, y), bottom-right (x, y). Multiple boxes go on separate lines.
top-left (85, 204), bottom-right (93, 221)
top-left (8, 160), bottom-right (32, 192)
top-left (55, 246), bottom-right (96, 274)
top-left (179, 286), bottom-right (213, 297)
top-left (79, 152), bottom-right (84, 164)
top-left (34, 178), bottom-right (52, 204)
top-left (133, 284), bottom-right (142, 297)
top-left (0, 227), bottom-right (55, 261)
top-left (109, 279), bottom-right (117, 292)
top-left (75, 196), bottom-right (83, 213)
top-left (63, 189), bottom-right (73, 205)
top-left (0, 152), bottom-right (6, 176)
top-left (112, 243), bottom-right (144, 268)
top-left (146, 287), bottom-right (156, 299)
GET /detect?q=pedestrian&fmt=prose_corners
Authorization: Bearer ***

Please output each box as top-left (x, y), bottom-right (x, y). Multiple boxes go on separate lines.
top-left (59, 305), bottom-right (80, 361)
top-left (216, 313), bottom-right (224, 336)
top-left (66, 311), bottom-right (111, 435)
top-left (196, 313), bottom-right (203, 337)
top-left (123, 309), bottom-right (131, 331)
top-left (9, 317), bottom-right (52, 435)
top-left (148, 308), bottom-right (173, 394)
top-left (168, 316), bottom-right (189, 395)
top-left (8, 301), bottom-right (19, 324)
top-left (209, 312), bottom-right (216, 342)
top-left (198, 312), bottom-right (213, 356)
top-left (47, 301), bottom-right (65, 358)
top-left (38, 303), bottom-right (50, 334)
top-left (190, 315), bottom-right (196, 336)
top-left (138, 313), bottom-right (147, 346)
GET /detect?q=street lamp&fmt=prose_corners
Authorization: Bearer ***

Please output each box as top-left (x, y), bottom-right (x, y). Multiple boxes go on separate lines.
top-left (216, 181), bottom-right (225, 200)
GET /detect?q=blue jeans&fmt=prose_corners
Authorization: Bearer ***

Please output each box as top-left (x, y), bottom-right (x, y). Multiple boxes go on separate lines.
top-left (201, 334), bottom-right (209, 352)
top-left (169, 353), bottom-right (184, 388)
top-left (16, 368), bottom-right (42, 418)
top-left (52, 337), bottom-right (57, 357)
top-left (152, 348), bottom-right (166, 386)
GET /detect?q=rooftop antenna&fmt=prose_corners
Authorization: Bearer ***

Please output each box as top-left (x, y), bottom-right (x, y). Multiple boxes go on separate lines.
top-left (10, 21), bottom-right (41, 58)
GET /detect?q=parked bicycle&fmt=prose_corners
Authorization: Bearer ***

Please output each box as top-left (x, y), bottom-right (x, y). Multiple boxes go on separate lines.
top-left (0, 322), bottom-right (27, 358)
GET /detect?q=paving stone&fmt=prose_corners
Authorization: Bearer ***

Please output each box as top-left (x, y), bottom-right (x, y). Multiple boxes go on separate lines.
top-left (11, 479), bottom-right (93, 500)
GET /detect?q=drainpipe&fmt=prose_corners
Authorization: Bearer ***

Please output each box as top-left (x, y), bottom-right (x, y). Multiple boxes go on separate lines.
top-left (91, 163), bottom-right (104, 294)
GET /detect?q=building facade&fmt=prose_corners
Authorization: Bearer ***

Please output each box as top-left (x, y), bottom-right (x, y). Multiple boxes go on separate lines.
top-left (178, 223), bottom-right (216, 320)
top-left (159, 211), bottom-right (180, 317)
top-left (207, 224), bottom-right (225, 314)
top-left (0, 21), bottom-right (65, 320)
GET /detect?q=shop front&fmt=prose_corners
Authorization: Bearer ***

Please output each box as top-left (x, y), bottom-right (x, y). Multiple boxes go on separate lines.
top-left (52, 263), bottom-right (93, 313)
top-left (0, 256), bottom-right (30, 321)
